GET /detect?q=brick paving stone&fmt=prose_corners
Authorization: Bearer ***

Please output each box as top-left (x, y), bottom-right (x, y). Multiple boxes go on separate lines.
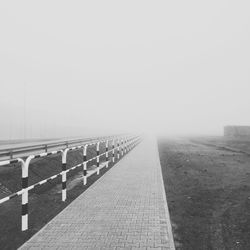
top-left (19, 138), bottom-right (175, 250)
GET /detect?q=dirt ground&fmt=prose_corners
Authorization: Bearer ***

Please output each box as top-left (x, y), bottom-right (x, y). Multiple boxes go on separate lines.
top-left (158, 137), bottom-right (250, 250)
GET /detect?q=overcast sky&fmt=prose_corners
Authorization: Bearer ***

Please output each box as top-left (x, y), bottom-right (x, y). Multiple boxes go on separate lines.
top-left (0, 1), bottom-right (250, 139)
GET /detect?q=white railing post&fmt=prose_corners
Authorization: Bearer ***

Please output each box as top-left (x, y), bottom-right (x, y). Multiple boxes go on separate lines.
top-left (96, 142), bottom-right (100, 175)
top-left (105, 140), bottom-right (109, 168)
top-left (117, 139), bottom-right (120, 159)
top-left (62, 149), bottom-right (69, 201)
top-left (21, 156), bottom-right (33, 231)
top-left (83, 144), bottom-right (88, 185)
top-left (124, 138), bottom-right (127, 154)
top-left (121, 139), bottom-right (124, 156)
top-left (112, 139), bottom-right (115, 163)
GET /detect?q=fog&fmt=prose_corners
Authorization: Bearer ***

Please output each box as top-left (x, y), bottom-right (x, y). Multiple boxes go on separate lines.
top-left (0, 1), bottom-right (250, 140)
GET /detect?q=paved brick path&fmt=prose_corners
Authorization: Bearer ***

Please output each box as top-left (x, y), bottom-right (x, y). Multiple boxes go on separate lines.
top-left (19, 138), bottom-right (175, 250)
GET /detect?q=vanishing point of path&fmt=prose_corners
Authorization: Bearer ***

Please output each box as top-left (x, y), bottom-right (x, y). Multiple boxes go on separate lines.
top-left (19, 138), bottom-right (175, 250)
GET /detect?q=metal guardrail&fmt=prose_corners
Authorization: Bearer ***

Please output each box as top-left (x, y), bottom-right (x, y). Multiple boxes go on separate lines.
top-left (0, 135), bottom-right (122, 160)
top-left (0, 135), bottom-right (142, 232)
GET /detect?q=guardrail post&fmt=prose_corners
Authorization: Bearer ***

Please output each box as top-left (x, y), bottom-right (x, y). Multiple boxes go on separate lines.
top-left (96, 142), bottom-right (100, 175)
top-left (105, 140), bottom-right (109, 168)
top-left (83, 144), bottom-right (88, 185)
top-left (21, 156), bottom-right (33, 231)
top-left (44, 144), bottom-right (48, 153)
top-left (112, 140), bottom-right (115, 163)
top-left (121, 139), bottom-right (124, 156)
top-left (124, 139), bottom-right (127, 154)
top-left (62, 149), bottom-right (69, 201)
top-left (128, 139), bottom-right (130, 151)
top-left (117, 139), bottom-right (120, 159)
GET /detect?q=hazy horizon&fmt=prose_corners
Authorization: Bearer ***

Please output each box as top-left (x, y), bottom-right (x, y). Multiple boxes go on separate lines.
top-left (1, 1), bottom-right (250, 140)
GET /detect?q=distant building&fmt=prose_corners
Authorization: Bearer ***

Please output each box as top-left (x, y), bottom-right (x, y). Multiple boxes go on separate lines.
top-left (224, 126), bottom-right (250, 138)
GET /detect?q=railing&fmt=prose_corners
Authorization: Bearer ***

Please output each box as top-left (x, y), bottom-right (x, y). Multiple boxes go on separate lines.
top-left (0, 135), bottom-right (141, 231)
top-left (0, 135), bottom-right (121, 160)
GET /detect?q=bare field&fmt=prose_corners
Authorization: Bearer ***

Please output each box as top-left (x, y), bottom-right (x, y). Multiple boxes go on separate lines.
top-left (189, 136), bottom-right (250, 154)
top-left (158, 137), bottom-right (250, 250)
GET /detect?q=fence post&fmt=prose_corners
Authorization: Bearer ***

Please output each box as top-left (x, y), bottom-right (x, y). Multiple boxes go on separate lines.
top-left (105, 140), bottom-right (109, 168)
top-left (96, 142), bottom-right (100, 175)
top-left (83, 144), bottom-right (88, 185)
top-left (117, 139), bottom-right (120, 159)
top-left (121, 139), bottom-right (124, 156)
top-left (62, 149), bottom-right (69, 201)
top-left (112, 139), bottom-right (115, 163)
top-left (21, 156), bottom-right (33, 231)
top-left (124, 139), bottom-right (127, 154)
top-left (128, 138), bottom-right (131, 151)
